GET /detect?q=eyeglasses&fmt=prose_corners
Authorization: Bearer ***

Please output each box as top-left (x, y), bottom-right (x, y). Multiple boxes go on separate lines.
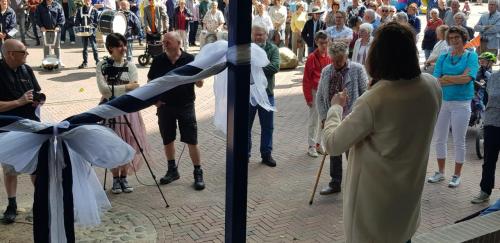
top-left (382, 9), bottom-right (389, 12)
top-left (9, 50), bottom-right (28, 55)
top-left (335, 16), bottom-right (344, 19)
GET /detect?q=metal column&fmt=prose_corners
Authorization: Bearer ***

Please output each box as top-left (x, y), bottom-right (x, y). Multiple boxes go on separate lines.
top-left (225, 0), bottom-right (252, 242)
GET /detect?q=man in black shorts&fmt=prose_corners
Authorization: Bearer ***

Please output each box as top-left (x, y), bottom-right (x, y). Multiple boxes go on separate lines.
top-left (0, 39), bottom-right (44, 224)
top-left (148, 31), bottom-right (205, 190)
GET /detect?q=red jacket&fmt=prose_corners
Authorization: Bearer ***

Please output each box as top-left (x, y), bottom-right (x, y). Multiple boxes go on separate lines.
top-left (302, 50), bottom-right (331, 104)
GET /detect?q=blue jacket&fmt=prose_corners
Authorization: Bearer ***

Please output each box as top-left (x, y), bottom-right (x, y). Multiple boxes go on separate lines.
top-left (35, 0), bottom-right (65, 29)
top-left (123, 10), bottom-right (141, 40)
top-left (408, 14), bottom-right (421, 34)
top-left (0, 7), bottom-right (17, 37)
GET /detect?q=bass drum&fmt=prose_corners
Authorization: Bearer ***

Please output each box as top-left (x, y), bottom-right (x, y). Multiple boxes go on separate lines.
top-left (97, 10), bottom-right (127, 35)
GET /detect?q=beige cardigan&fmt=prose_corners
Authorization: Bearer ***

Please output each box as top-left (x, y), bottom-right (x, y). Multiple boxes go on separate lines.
top-left (323, 73), bottom-right (442, 243)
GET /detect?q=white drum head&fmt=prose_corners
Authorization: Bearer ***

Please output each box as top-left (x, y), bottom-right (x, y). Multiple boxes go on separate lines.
top-left (112, 12), bottom-right (127, 35)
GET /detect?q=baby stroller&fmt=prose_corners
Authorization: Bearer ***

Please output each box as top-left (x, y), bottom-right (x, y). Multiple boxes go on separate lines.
top-left (138, 32), bottom-right (163, 66)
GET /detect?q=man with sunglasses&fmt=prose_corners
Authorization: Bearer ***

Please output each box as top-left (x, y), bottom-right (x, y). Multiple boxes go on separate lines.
top-left (0, 39), bottom-right (43, 224)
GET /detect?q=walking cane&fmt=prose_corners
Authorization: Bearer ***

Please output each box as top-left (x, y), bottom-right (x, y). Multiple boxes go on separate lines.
top-left (309, 153), bottom-right (328, 205)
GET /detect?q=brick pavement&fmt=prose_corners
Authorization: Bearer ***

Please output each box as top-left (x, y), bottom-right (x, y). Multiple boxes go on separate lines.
top-left (0, 5), bottom-right (499, 242)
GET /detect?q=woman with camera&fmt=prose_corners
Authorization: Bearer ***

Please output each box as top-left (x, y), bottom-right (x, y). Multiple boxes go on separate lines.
top-left (96, 33), bottom-right (150, 194)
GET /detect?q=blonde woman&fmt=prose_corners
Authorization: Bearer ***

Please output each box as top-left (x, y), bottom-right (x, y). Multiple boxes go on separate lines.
top-left (291, 2), bottom-right (307, 63)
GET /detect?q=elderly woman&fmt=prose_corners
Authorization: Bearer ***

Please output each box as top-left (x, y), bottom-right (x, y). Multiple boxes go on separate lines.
top-left (422, 8), bottom-right (444, 60)
top-left (203, 1), bottom-right (225, 33)
top-left (425, 24), bottom-right (449, 68)
top-left (379, 5), bottom-right (393, 23)
top-left (394, 11), bottom-right (408, 24)
top-left (471, 69), bottom-right (500, 204)
top-left (429, 26), bottom-right (480, 187)
top-left (454, 11), bottom-right (474, 40)
top-left (351, 23), bottom-right (373, 64)
top-left (173, 0), bottom-right (193, 50)
top-left (291, 2), bottom-right (307, 63)
top-left (324, 0), bottom-right (340, 27)
top-left (322, 22), bottom-right (441, 242)
top-left (96, 33), bottom-right (150, 194)
top-left (316, 41), bottom-right (368, 195)
top-left (268, 0), bottom-right (287, 46)
top-left (326, 11), bottom-right (353, 45)
top-left (253, 3), bottom-right (273, 34)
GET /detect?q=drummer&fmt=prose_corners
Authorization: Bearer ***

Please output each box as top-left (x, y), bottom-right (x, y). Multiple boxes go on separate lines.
top-left (76, 0), bottom-right (100, 69)
top-left (119, 0), bottom-right (142, 61)
top-left (35, 0), bottom-right (66, 67)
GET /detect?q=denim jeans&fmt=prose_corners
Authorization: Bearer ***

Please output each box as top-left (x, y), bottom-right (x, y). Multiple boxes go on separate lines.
top-left (16, 12), bottom-right (26, 42)
top-left (60, 24), bottom-right (75, 42)
top-left (308, 46), bottom-right (316, 56)
top-left (82, 35), bottom-right (99, 64)
top-left (29, 13), bottom-right (39, 43)
top-left (248, 96), bottom-right (274, 158)
top-left (126, 41), bottom-right (133, 61)
top-left (424, 49), bottom-right (432, 60)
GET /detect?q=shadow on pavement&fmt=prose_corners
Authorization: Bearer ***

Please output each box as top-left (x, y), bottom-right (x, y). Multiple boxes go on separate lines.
top-left (47, 71), bottom-right (95, 82)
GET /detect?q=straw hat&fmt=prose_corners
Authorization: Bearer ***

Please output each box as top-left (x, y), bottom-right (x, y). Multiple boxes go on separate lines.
top-left (308, 6), bottom-right (325, 15)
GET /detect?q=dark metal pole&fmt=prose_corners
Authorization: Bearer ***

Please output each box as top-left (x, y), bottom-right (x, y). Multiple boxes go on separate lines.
top-left (225, 0), bottom-right (252, 242)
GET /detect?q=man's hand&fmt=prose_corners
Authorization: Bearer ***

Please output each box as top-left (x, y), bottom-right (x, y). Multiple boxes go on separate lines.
top-left (195, 80), bottom-right (204, 88)
top-left (331, 89), bottom-right (348, 107)
top-left (306, 101), bottom-right (313, 107)
top-left (155, 100), bottom-right (165, 107)
top-left (55, 27), bottom-right (60, 32)
top-left (41, 27), bottom-right (47, 32)
top-left (126, 83), bottom-right (140, 91)
top-left (0, 33), bottom-right (5, 39)
top-left (18, 90), bottom-right (34, 105)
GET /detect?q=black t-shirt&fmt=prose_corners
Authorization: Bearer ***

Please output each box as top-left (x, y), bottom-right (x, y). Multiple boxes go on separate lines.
top-left (147, 51), bottom-right (196, 106)
top-left (0, 60), bottom-right (41, 121)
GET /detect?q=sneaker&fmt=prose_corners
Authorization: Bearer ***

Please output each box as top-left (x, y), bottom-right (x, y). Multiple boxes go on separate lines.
top-left (193, 168), bottom-right (205, 191)
top-left (111, 178), bottom-right (122, 194)
top-left (427, 171), bottom-right (445, 183)
top-left (120, 178), bottom-right (134, 193)
top-left (70, 41), bottom-right (75, 45)
top-left (58, 62), bottom-right (65, 68)
top-left (2, 205), bottom-right (17, 224)
top-left (60, 41), bottom-right (65, 44)
top-left (159, 167), bottom-right (180, 185)
top-left (448, 175), bottom-right (461, 188)
top-left (78, 63), bottom-right (87, 69)
top-left (261, 155), bottom-right (277, 167)
top-left (316, 143), bottom-right (326, 155)
top-left (308, 146), bottom-right (319, 158)
top-left (471, 191), bottom-right (490, 204)
top-left (320, 182), bottom-right (341, 195)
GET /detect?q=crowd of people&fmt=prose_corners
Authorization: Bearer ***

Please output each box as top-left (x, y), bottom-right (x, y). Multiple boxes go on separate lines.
top-left (1, 0), bottom-right (500, 242)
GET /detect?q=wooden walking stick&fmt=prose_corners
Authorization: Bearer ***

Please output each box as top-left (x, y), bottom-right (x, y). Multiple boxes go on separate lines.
top-left (309, 153), bottom-right (328, 205)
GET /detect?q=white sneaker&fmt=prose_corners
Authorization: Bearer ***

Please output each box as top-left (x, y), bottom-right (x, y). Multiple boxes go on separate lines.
top-left (427, 171), bottom-right (445, 183)
top-left (307, 146), bottom-right (319, 157)
top-left (471, 191), bottom-right (490, 204)
top-left (60, 41), bottom-right (65, 44)
top-left (448, 175), bottom-right (461, 188)
top-left (70, 41), bottom-right (75, 45)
